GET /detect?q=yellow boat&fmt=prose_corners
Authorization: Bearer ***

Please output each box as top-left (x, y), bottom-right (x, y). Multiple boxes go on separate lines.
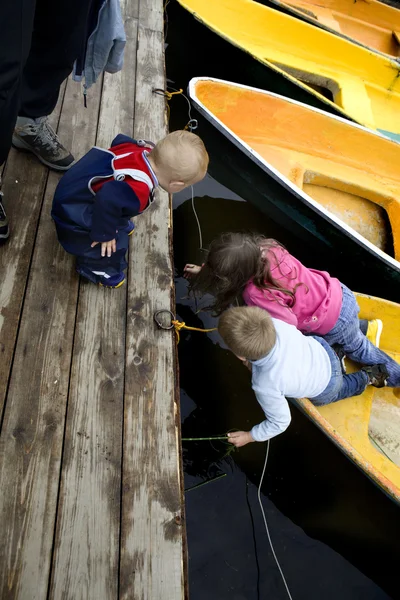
top-left (178, 0), bottom-right (400, 140)
top-left (189, 77), bottom-right (400, 302)
top-left (297, 292), bottom-right (400, 505)
top-left (258, 0), bottom-right (400, 58)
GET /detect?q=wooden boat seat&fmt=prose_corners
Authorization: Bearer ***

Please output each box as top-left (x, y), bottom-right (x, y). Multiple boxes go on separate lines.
top-left (370, 387), bottom-right (400, 467)
top-left (392, 31), bottom-right (400, 57)
top-left (302, 170), bottom-right (398, 254)
top-left (248, 138), bottom-right (399, 256)
top-left (392, 31), bottom-right (400, 45)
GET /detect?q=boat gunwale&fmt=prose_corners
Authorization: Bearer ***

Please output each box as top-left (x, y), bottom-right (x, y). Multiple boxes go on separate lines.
top-left (188, 76), bottom-right (400, 275)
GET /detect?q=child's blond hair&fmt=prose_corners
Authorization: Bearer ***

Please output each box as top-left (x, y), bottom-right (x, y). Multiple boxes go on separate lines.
top-left (151, 130), bottom-right (209, 184)
top-left (218, 306), bottom-right (276, 361)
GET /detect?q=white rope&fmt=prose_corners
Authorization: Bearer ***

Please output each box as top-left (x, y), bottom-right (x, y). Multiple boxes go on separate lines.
top-left (168, 86), bottom-right (197, 130)
top-left (191, 185), bottom-right (207, 252)
top-left (258, 440), bottom-right (293, 599)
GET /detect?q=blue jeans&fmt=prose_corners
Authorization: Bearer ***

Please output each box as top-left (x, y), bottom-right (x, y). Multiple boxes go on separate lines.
top-left (310, 337), bottom-right (368, 406)
top-left (322, 284), bottom-right (400, 387)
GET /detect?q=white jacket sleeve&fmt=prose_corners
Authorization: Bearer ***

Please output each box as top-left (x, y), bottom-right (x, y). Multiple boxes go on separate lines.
top-left (250, 387), bottom-right (292, 442)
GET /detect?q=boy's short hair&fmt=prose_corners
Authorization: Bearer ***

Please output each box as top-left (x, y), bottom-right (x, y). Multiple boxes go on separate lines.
top-left (218, 306), bottom-right (276, 361)
top-left (151, 130), bottom-right (209, 184)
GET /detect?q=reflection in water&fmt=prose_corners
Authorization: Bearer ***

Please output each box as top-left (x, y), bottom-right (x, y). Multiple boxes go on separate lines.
top-left (174, 178), bottom-right (398, 600)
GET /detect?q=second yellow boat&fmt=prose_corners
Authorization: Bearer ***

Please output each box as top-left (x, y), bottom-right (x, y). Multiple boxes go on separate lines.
top-left (178, 0), bottom-right (400, 140)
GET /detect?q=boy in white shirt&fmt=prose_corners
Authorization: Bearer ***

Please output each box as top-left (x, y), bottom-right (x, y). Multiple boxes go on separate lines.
top-left (218, 306), bottom-right (388, 447)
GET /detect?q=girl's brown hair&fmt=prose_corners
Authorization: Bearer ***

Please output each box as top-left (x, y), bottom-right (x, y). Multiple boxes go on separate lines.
top-left (190, 232), bottom-right (304, 315)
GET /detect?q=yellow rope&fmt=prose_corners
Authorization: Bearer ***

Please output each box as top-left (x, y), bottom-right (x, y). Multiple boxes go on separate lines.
top-left (164, 88), bottom-right (183, 100)
top-left (171, 319), bottom-right (216, 343)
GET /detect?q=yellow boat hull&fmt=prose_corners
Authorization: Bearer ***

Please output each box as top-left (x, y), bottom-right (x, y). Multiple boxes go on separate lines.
top-left (189, 77), bottom-right (400, 502)
top-left (178, 0), bottom-right (400, 139)
top-left (297, 292), bottom-right (400, 505)
top-left (262, 0), bottom-right (400, 58)
top-left (190, 78), bottom-right (400, 264)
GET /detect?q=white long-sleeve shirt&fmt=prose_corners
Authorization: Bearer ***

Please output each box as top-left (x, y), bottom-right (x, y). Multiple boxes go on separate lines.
top-left (250, 318), bottom-right (332, 442)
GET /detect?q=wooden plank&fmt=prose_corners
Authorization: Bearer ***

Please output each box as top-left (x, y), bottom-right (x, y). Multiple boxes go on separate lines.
top-left (119, 9), bottom-right (185, 600)
top-left (139, 0), bottom-right (164, 33)
top-left (131, 0), bottom-right (140, 19)
top-left (0, 78), bottom-right (101, 600)
top-left (0, 83), bottom-right (66, 419)
top-left (49, 2), bottom-right (138, 598)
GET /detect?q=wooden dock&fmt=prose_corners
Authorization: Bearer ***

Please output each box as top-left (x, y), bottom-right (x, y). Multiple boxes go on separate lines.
top-left (0, 1), bottom-right (186, 598)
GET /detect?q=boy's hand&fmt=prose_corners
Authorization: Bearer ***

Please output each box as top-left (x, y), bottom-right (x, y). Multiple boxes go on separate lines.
top-left (227, 431), bottom-right (254, 448)
top-left (91, 239), bottom-right (117, 257)
top-left (184, 264), bottom-right (202, 279)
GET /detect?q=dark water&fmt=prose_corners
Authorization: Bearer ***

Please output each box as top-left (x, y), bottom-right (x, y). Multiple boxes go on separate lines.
top-left (166, 4), bottom-right (400, 599)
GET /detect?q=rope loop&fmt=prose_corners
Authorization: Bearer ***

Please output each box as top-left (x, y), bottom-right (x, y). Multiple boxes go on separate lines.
top-left (184, 118), bottom-right (198, 131)
top-left (154, 310), bottom-right (216, 343)
top-left (152, 88), bottom-right (183, 100)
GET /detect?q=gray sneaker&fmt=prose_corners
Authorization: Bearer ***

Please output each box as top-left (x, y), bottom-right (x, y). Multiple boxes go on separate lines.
top-left (12, 116), bottom-right (75, 171)
top-left (0, 192), bottom-right (9, 242)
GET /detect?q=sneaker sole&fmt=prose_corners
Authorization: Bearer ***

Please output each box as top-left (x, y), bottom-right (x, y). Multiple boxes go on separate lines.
top-left (0, 230), bottom-right (10, 241)
top-left (12, 136), bottom-right (74, 171)
top-left (99, 279), bottom-right (126, 289)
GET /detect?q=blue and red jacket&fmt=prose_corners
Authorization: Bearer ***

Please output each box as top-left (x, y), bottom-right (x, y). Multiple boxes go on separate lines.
top-left (51, 134), bottom-right (157, 254)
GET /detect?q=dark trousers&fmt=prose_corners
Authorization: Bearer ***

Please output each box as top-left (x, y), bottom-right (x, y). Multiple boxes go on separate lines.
top-left (0, 0), bottom-right (92, 165)
top-left (75, 231), bottom-right (130, 283)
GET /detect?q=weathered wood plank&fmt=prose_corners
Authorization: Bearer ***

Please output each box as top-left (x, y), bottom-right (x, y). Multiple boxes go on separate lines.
top-left (49, 2), bottom-right (138, 598)
top-left (119, 15), bottom-right (185, 600)
top-left (0, 83), bottom-right (66, 419)
top-left (138, 0), bottom-right (164, 33)
top-left (49, 289), bottom-right (126, 600)
top-left (130, 0), bottom-right (140, 19)
top-left (0, 78), bottom-right (101, 600)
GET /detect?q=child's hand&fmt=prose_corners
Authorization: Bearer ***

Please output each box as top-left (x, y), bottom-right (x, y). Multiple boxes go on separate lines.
top-left (183, 264), bottom-right (202, 279)
top-left (91, 239), bottom-right (117, 257)
top-left (227, 431), bottom-right (254, 447)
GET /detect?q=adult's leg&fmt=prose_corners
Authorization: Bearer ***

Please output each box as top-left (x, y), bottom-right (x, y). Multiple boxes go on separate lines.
top-left (19, 0), bottom-right (92, 118)
top-left (0, 0), bottom-right (36, 165)
top-left (12, 0), bottom-right (93, 170)
top-left (323, 285), bottom-right (400, 387)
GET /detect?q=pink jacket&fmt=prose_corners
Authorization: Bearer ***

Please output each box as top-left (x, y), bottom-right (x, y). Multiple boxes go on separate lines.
top-left (243, 246), bottom-right (342, 335)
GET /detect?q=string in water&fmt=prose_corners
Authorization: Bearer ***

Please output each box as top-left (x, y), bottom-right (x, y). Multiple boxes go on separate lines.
top-left (191, 185), bottom-right (207, 253)
top-left (258, 440), bottom-right (293, 600)
top-left (182, 435), bottom-right (228, 441)
top-left (185, 473), bottom-right (227, 493)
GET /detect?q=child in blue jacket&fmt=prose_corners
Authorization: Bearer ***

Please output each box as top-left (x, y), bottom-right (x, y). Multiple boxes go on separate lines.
top-left (52, 130), bottom-right (208, 287)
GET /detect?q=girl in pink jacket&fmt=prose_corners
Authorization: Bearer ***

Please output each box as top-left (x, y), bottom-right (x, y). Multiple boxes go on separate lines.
top-left (185, 232), bottom-right (399, 388)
